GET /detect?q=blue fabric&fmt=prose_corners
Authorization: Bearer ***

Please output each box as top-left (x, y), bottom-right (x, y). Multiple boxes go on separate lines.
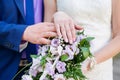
top-left (25, 0), bottom-right (34, 24)
top-left (0, 0), bottom-right (44, 79)
top-left (0, 0), bottom-right (34, 80)
top-left (25, 0), bottom-right (37, 62)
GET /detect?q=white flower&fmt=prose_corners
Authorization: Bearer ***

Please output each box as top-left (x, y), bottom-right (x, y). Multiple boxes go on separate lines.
top-left (31, 56), bottom-right (42, 69)
top-left (22, 75), bottom-right (33, 80)
top-left (57, 45), bottom-right (63, 56)
top-left (50, 45), bottom-right (63, 56)
top-left (53, 74), bottom-right (66, 80)
top-left (50, 46), bottom-right (58, 56)
top-left (29, 56), bottom-right (43, 76)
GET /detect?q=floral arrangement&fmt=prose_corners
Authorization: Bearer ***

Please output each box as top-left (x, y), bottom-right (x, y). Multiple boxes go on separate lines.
top-left (21, 31), bottom-right (94, 80)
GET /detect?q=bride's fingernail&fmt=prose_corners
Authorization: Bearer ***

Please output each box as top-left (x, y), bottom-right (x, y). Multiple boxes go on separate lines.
top-left (70, 40), bottom-right (73, 44)
top-left (65, 39), bottom-right (68, 43)
top-left (73, 38), bottom-right (76, 42)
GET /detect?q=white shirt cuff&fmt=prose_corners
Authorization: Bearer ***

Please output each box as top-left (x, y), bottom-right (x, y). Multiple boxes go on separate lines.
top-left (19, 42), bottom-right (28, 52)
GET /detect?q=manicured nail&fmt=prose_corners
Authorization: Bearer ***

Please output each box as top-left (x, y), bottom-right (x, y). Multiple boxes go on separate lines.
top-left (70, 40), bottom-right (73, 44)
top-left (73, 38), bottom-right (76, 42)
top-left (65, 39), bottom-right (68, 43)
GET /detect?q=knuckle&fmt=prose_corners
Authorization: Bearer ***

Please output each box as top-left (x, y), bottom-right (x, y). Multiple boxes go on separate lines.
top-left (68, 19), bottom-right (72, 23)
top-left (64, 20), bottom-right (69, 23)
top-left (61, 26), bottom-right (65, 31)
top-left (36, 39), bottom-right (41, 44)
top-left (66, 28), bottom-right (71, 32)
top-left (67, 33), bottom-right (72, 38)
top-left (70, 26), bottom-right (75, 30)
top-left (62, 33), bottom-right (67, 38)
top-left (55, 24), bottom-right (59, 27)
top-left (62, 30), bottom-right (66, 34)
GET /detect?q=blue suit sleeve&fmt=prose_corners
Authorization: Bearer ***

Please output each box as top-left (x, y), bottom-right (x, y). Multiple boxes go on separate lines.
top-left (0, 21), bottom-right (28, 52)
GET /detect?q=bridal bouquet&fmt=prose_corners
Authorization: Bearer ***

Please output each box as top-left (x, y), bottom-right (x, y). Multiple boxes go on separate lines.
top-left (22, 31), bottom-right (94, 80)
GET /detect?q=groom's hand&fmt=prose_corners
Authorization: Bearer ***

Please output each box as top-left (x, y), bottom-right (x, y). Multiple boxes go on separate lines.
top-left (22, 22), bottom-right (57, 44)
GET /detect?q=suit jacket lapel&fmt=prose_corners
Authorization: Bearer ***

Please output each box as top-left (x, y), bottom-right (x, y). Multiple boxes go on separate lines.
top-left (14, 0), bottom-right (25, 21)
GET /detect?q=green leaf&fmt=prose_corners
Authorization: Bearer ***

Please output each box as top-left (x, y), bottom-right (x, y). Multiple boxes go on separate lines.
top-left (60, 54), bottom-right (69, 61)
top-left (86, 37), bottom-right (95, 42)
top-left (74, 54), bottom-right (83, 63)
top-left (79, 37), bottom-right (94, 48)
top-left (40, 56), bottom-right (47, 67)
top-left (30, 55), bottom-right (39, 58)
top-left (77, 30), bottom-right (84, 35)
top-left (80, 39), bottom-right (90, 48)
top-left (81, 47), bottom-right (90, 59)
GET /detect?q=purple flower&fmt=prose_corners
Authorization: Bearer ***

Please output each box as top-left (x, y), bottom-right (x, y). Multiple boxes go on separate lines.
top-left (29, 68), bottom-right (38, 77)
top-left (63, 45), bottom-right (74, 60)
top-left (22, 75), bottom-right (33, 80)
top-left (51, 38), bottom-right (60, 47)
top-left (38, 45), bottom-right (49, 56)
top-left (71, 43), bottom-right (79, 55)
top-left (53, 74), bottom-right (66, 80)
top-left (45, 62), bottom-right (55, 76)
top-left (76, 34), bottom-right (86, 43)
top-left (56, 61), bottom-right (66, 73)
top-left (29, 56), bottom-right (43, 77)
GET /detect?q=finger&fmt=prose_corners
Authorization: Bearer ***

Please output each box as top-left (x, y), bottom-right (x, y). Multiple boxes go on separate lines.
top-left (75, 24), bottom-right (83, 30)
top-left (69, 21), bottom-right (76, 41)
top-left (60, 24), bottom-right (68, 42)
top-left (38, 38), bottom-right (51, 45)
top-left (55, 24), bottom-right (62, 37)
top-left (43, 22), bottom-right (54, 26)
top-left (65, 23), bottom-right (73, 44)
top-left (41, 32), bottom-right (57, 38)
top-left (44, 26), bottom-right (56, 32)
top-left (39, 22), bottom-right (56, 32)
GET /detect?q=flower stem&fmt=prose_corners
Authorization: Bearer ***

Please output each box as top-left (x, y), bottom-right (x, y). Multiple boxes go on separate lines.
top-left (11, 62), bottom-right (32, 80)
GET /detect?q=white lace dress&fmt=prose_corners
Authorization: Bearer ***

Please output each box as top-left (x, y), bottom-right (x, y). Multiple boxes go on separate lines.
top-left (57, 0), bottom-right (113, 80)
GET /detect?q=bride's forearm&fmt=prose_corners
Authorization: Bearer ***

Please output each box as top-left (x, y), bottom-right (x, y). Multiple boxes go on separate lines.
top-left (44, 0), bottom-right (57, 22)
top-left (94, 35), bottom-right (120, 64)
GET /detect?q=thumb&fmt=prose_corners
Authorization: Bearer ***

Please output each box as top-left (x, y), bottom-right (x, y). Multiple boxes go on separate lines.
top-left (75, 24), bottom-right (83, 30)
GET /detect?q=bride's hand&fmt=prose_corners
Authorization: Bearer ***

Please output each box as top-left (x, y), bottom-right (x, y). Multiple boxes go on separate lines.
top-left (81, 57), bottom-right (97, 74)
top-left (53, 11), bottom-right (83, 44)
top-left (81, 58), bottom-right (91, 74)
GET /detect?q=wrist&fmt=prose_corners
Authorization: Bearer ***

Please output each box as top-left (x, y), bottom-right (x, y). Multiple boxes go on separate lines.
top-left (53, 11), bottom-right (67, 19)
top-left (22, 26), bottom-right (30, 41)
top-left (89, 56), bottom-right (97, 70)
top-left (81, 56), bottom-right (97, 73)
